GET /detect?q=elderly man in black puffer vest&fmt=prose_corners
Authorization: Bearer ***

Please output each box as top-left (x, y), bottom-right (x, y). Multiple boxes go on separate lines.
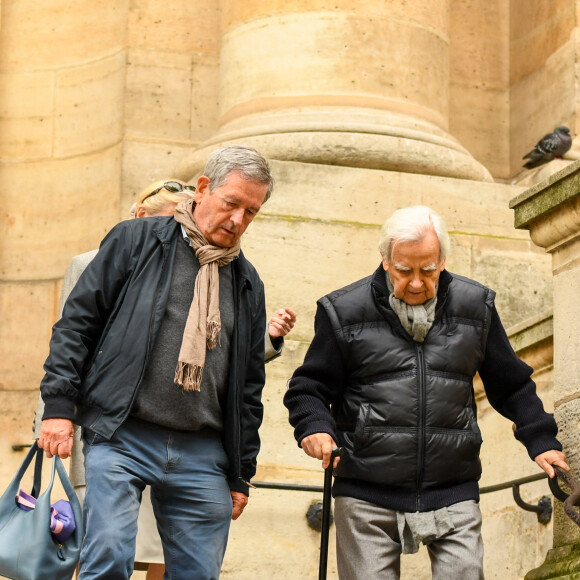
top-left (284, 205), bottom-right (568, 580)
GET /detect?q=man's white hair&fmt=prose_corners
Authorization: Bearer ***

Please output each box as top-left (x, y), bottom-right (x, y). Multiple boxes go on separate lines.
top-left (378, 205), bottom-right (449, 263)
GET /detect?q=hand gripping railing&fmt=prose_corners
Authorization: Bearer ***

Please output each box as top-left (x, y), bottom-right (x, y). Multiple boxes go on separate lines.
top-left (548, 466), bottom-right (580, 527)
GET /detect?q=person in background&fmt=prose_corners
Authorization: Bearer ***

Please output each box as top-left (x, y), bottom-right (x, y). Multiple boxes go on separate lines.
top-left (284, 205), bottom-right (568, 580)
top-left (39, 148), bottom-right (295, 578)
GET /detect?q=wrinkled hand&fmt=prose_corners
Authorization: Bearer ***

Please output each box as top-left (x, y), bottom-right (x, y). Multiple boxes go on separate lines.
top-left (535, 449), bottom-right (570, 478)
top-left (301, 433), bottom-right (341, 469)
top-left (268, 307), bottom-right (297, 339)
top-left (231, 491), bottom-right (248, 520)
top-left (38, 418), bottom-right (74, 459)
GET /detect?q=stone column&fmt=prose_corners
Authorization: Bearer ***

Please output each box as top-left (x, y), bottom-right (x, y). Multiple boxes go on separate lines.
top-left (0, 0), bottom-right (129, 479)
top-left (510, 161), bottom-right (580, 578)
top-left (175, 0), bottom-right (491, 182)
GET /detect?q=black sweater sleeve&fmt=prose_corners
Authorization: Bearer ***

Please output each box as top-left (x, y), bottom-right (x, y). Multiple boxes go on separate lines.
top-left (283, 304), bottom-right (348, 446)
top-left (478, 306), bottom-right (562, 460)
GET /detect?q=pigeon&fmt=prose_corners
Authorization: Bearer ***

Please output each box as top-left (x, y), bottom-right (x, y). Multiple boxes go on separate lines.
top-left (522, 125), bottom-right (572, 169)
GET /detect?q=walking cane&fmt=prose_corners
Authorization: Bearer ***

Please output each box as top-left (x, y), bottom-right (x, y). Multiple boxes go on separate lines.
top-left (319, 447), bottom-right (343, 580)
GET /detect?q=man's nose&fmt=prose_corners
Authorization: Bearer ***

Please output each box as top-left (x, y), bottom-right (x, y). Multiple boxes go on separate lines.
top-left (409, 275), bottom-right (423, 289)
top-left (230, 208), bottom-right (245, 226)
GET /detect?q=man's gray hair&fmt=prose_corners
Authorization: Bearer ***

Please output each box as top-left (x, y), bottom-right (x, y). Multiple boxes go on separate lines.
top-left (203, 145), bottom-right (274, 202)
top-left (378, 205), bottom-right (449, 263)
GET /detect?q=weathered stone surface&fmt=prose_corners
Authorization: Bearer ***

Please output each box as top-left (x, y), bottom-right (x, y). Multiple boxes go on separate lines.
top-left (220, 11), bottom-right (450, 126)
top-left (1, 146), bottom-right (122, 281)
top-left (54, 52), bottom-right (126, 158)
top-left (0, 282), bottom-right (57, 391)
top-left (525, 543), bottom-right (580, 580)
top-left (553, 270), bottom-right (580, 402)
top-left (510, 0), bottom-right (574, 85)
top-left (125, 48), bottom-right (194, 142)
top-left (552, 399), bottom-right (580, 548)
top-left (510, 6), bottom-right (575, 176)
top-left (0, 71), bottom-right (54, 158)
top-left (449, 83), bottom-right (510, 178)
top-left (127, 0), bottom-right (220, 52)
top-left (223, 0), bottom-right (449, 34)
top-left (0, 0), bottom-right (130, 71)
top-left (0, 391), bottom-right (53, 491)
top-left (512, 161), bottom-right (580, 579)
top-left (175, 127), bottom-right (494, 183)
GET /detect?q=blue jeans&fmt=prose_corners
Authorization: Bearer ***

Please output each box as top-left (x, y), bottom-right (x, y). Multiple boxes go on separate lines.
top-left (78, 418), bottom-right (232, 580)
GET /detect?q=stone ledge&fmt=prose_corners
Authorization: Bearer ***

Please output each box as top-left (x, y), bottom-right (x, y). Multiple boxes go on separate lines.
top-left (525, 542), bottom-right (580, 580)
top-left (510, 160), bottom-right (580, 229)
top-left (507, 310), bottom-right (553, 354)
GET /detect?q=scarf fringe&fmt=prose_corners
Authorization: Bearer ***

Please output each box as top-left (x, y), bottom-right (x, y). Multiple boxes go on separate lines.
top-left (206, 320), bottom-right (220, 350)
top-left (174, 362), bottom-right (203, 392)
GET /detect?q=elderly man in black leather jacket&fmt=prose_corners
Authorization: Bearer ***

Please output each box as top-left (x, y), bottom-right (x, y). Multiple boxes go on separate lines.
top-left (38, 145), bottom-right (273, 580)
top-left (284, 205), bottom-right (568, 580)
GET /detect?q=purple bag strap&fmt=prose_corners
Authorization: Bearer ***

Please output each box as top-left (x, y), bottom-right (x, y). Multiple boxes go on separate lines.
top-left (16, 489), bottom-right (76, 542)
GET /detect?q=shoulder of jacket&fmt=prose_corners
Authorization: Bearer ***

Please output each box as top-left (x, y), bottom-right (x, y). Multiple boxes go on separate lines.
top-left (320, 274), bottom-right (373, 306)
top-left (447, 271), bottom-right (492, 292)
top-left (446, 271), bottom-right (496, 303)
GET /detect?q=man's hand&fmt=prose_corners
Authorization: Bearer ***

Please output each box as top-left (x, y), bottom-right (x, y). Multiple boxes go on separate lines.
top-left (38, 418), bottom-right (74, 459)
top-left (231, 491), bottom-right (248, 520)
top-left (301, 432), bottom-right (341, 469)
top-left (268, 307), bottom-right (297, 339)
top-left (535, 449), bottom-right (570, 478)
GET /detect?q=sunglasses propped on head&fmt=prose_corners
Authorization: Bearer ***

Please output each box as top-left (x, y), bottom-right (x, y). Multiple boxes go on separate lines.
top-left (142, 181), bottom-right (196, 202)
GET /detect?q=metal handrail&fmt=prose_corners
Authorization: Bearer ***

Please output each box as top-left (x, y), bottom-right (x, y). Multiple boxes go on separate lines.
top-left (549, 466), bottom-right (580, 527)
top-left (253, 471), bottom-right (549, 496)
top-left (253, 470), bottom-right (556, 526)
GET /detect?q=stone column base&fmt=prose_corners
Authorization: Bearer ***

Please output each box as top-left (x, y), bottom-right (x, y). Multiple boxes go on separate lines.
top-left (173, 109), bottom-right (493, 183)
top-left (525, 544), bottom-right (580, 580)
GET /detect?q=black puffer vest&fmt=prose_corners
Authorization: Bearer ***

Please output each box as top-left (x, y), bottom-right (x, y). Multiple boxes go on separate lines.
top-left (319, 268), bottom-right (495, 491)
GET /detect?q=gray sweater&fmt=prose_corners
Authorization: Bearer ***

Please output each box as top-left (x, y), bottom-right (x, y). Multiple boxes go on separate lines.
top-left (131, 236), bottom-right (233, 431)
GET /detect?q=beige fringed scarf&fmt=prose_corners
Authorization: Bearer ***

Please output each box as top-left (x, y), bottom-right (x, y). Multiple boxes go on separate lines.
top-left (173, 198), bottom-right (240, 391)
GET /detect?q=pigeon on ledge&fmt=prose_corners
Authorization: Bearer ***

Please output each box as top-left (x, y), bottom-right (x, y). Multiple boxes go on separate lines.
top-left (523, 126), bottom-right (572, 169)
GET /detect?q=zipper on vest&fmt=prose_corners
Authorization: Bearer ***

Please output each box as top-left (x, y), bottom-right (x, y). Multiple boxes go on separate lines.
top-left (415, 343), bottom-right (426, 512)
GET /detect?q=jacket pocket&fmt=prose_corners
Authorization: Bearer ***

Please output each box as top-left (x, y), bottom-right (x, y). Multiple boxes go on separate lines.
top-left (352, 403), bottom-right (371, 452)
top-left (466, 407), bottom-right (483, 445)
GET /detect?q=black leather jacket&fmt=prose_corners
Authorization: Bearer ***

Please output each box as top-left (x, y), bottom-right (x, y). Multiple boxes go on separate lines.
top-left (40, 217), bottom-right (266, 494)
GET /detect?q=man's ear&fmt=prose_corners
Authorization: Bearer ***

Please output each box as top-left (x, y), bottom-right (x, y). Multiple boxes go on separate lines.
top-left (136, 206), bottom-right (148, 218)
top-left (382, 257), bottom-right (389, 271)
top-left (195, 176), bottom-right (211, 203)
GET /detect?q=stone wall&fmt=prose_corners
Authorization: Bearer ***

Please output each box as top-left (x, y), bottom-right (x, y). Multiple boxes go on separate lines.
top-left (0, 1), bottom-right (577, 578)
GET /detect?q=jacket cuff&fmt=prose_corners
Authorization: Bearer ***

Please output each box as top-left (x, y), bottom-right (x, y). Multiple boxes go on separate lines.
top-left (526, 435), bottom-right (563, 461)
top-left (41, 396), bottom-right (76, 422)
top-left (265, 336), bottom-right (283, 362)
top-left (297, 422), bottom-right (338, 448)
top-left (229, 477), bottom-right (250, 496)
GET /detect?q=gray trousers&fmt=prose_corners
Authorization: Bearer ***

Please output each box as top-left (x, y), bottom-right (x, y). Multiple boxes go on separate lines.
top-left (334, 497), bottom-right (484, 580)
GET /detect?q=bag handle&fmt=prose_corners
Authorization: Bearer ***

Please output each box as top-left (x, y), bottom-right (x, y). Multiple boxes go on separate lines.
top-left (10, 443), bottom-right (79, 510)
top-left (31, 445), bottom-right (44, 498)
